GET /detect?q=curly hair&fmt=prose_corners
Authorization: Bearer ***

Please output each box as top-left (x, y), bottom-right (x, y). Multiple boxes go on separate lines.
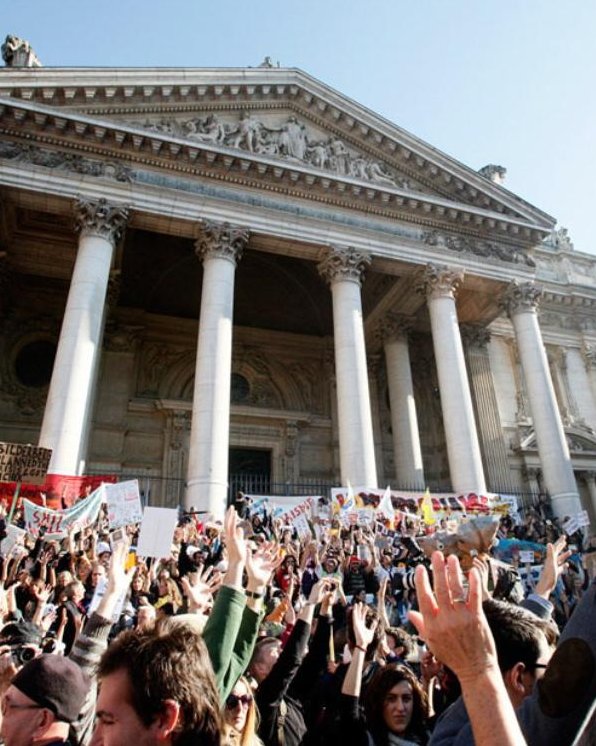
top-left (364, 664), bottom-right (429, 745)
top-left (98, 617), bottom-right (222, 745)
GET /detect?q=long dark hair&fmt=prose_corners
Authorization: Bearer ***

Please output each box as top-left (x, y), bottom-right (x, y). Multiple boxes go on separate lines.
top-left (364, 664), bottom-right (428, 745)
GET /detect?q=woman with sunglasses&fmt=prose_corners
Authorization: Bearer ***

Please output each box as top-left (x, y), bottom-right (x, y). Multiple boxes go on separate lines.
top-left (223, 676), bottom-right (263, 746)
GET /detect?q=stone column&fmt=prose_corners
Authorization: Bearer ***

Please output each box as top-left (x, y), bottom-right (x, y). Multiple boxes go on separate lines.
top-left (415, 264), bottom-right (486, 494)
top-left (579, 472), bottom-right (596, 530)
top-left (500, 280), bottom-right (581, 518)
top-left (379, 314), bottom-right (425, 490)
top-left (318, 247), bottom-right (377, 489)
top-left (39, 198), bottom-right (128, 474)
top-left (186, 221), bottom-right (249, 519)
top-left (461, 325), bottom-right (513, 492)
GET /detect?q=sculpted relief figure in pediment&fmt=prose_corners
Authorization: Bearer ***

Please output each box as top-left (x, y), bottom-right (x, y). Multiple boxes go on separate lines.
top-left (138, 112), bottom-right (415, 190)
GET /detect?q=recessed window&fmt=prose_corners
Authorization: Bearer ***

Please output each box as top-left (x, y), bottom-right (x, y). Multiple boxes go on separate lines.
top-left (231, 373), bottom-right (250, 403)
top-left (14, 340), bottom-right (56, 388)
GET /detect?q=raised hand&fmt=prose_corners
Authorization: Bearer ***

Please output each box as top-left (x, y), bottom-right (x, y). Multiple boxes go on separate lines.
top-left (224, 506), bottom-right (247, 566)
top-left (408, 551), bottom-right (498, 685)
top-left (351, 601), bottom-right (378, 650)
top-left (180, 564), bottom-right (222, 613)
top-left (535, 535), bottom-right (571, 599)
top-left (246, 541), bottom-right (280, 590)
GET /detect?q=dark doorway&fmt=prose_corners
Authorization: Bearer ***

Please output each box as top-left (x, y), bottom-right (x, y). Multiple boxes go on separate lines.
top-left (229, 448), bottom-right (272, 499)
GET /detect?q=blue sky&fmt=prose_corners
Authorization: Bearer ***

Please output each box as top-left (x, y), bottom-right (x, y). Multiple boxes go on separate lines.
top-left (4, 1), bottom-right (595, 253)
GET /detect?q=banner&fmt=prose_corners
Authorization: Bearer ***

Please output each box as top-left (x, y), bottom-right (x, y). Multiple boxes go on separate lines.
top-left (0, 442), bottom-right (52, 484)
top-left (246, 495), bottom-right (322, 520)
top-left (22, 485), bottom-right (105, 539)
top-left (278, 497), bottom-right (315, 524)
top-left (105, 480), bottom-right (143, 529)
top-left (0, 473), bottom-right (117, 510)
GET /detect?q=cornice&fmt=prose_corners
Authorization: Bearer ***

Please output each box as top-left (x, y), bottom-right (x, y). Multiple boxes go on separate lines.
top-left (0, 67), bottom-right (555, 229)
top-left (0, 96), bottom-right (550, 247)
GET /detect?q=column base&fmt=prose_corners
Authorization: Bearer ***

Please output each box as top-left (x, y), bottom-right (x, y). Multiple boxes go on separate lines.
top-left (549, 491), bottom-right (582, 520)
top-left (185, 478), bottom-right (229, 521)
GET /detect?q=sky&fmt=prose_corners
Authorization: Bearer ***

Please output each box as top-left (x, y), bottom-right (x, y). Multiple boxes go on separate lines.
top-left (3, 0), bottom-right (595, 254)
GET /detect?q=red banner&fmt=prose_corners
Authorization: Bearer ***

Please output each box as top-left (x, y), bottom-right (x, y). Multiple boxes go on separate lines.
top-left (0, 473), bottom-right (117, 511)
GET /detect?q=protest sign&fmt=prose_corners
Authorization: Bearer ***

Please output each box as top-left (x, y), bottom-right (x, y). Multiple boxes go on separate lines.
top-left (136, 507), bottom-right (178, 559)
top-left (105, 480), bottom-right (143, 529)
top-left (22, 485), bottom-right (105, 539)
top-left (519, 550), bottom-right (535, 564)
top-left (0, 524), bottom-right (26, 556)
top-left (87, 575), bottom-right (128, 623)
top-left (576, 510), bottom-right (591, 528)
top-left (278, 497), bottom-right (315, 524)
top-left (0, 442), bottom-right (52, 484)
top-left (291, 512), bottom-right (312, 541)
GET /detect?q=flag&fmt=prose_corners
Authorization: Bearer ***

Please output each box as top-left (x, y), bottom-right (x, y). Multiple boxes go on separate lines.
top-left (377, 485), bottom-right (395, 520)
top-left (341, 481), bottom-right (356, 512)
top-left (420, 488), bottom-right (436, 526)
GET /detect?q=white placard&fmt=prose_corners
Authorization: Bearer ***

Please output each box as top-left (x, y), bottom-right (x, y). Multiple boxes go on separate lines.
top-left (87, 575), bottom-right (128, 623)
top-left (562, 516), bottom-right (579, 535)
top-left (136, 507), bottom-right (178, 559)
top-left (0, 524), bottom-right (26, 556)
top-left (105, 480), bottom-right (143, 529)
top-left (576, 510), bottom-right (591, 528)
top-left (519, 550), bottom-right (535, 564)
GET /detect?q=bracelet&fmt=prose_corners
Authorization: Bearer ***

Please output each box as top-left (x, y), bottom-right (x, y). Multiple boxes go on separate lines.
top-left (354, 644), bottom-right (367, 654)
top-left (246, 590), bottom-right (265, 599)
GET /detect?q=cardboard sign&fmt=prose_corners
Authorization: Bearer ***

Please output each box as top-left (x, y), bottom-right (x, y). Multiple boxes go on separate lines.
top-left (105, 480), bottom-right (143, 529)
top-left (0, 443), bottom-right (52, 484)
top-left (136, 507), bottom-right (178, 559)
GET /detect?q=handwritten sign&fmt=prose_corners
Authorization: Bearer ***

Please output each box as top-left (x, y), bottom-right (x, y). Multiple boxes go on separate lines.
top-left (0, 442), bottom-right (52, 484)
top-left (105, 480), bottom-right (143, 529)
top-left (22, 485), bottom-right (104, 539)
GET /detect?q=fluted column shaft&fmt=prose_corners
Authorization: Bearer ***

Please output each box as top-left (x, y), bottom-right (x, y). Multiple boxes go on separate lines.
top-left (500, 281), bottom-right (581, 518)
top-left (39, 198), bottom-right (128, 475)
top-left (461, 325), bottom-right (513, 492)
top-left (416, 264), bottom-right (486, 494)
top-left (380, 316), bottom-right (425, 489)
top-left (186, 222), bottom-right (248, 519)
top-left (318, 247), bottom-right (377, 488)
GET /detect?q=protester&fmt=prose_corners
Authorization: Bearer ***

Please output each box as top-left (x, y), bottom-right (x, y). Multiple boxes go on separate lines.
top-left (0, 484), bottom-right (592, 746)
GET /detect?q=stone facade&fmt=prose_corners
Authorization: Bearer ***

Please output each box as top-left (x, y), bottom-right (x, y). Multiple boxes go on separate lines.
top-left (0, 38), bottom-right (595, 524)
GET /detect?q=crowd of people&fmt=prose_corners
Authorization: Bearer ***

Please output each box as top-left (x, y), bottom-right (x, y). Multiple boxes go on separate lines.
top-left (0, 490), bottom-right (593, 746)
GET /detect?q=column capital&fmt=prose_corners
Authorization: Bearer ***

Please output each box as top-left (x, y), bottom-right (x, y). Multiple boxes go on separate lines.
top-left (499, 280), bottom-right (542, 317)
top-left (377, 313), bottom-right (414, 344)
top-left (460, 324), bottom-right (491, 349)
top-left (194, 221), bottom-right (249, 265)
top-left (414, 263), bottom-right (464, 300)
top-left (74, 197), bottom-right (129, 244)
top-left (317, 246), bottom-right (371, 286)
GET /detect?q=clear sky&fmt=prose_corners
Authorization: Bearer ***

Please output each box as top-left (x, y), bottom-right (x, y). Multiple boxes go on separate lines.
top-left (3, 1), bottom-right (595, 254)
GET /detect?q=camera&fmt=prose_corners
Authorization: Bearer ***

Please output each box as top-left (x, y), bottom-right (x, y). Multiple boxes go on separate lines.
top-left (10, 645), bottom-right (37, 666)
top-left (390, 568), bottom-right (417, 594)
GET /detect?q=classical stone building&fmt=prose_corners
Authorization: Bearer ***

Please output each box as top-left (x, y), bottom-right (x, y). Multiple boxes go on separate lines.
top-left (1, 37), bottom-right (595, 524)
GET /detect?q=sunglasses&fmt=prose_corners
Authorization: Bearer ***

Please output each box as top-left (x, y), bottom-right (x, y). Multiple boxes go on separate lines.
top-left (226, 694), bottom-right (253, 709)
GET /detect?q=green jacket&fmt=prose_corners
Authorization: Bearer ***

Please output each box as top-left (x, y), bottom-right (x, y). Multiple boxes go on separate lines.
top-left (203, 585), bottom-right (264, 701)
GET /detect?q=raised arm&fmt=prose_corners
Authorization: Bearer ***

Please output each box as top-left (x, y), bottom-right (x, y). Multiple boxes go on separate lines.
top-left (409, 552), bottom-right (527, 746)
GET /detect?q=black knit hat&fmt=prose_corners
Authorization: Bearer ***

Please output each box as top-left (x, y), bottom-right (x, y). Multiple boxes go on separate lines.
top-left (0, 621), bottom-right (43, 647)
top-left (11, 655), bottom-right (90, 723)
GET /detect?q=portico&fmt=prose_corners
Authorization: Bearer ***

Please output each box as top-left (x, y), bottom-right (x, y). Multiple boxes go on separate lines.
top-left (0, 44), bottom-right (591, 523)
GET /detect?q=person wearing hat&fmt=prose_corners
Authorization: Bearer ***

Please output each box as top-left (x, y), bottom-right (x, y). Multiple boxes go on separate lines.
top-left (1, 655), bottom-right (90, 745)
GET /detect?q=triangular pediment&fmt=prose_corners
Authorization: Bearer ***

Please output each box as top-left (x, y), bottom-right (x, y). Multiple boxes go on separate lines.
top-left (0, 66), bottom-right (556, 243)
top-left (519, 427), bottom-right (596, 454)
